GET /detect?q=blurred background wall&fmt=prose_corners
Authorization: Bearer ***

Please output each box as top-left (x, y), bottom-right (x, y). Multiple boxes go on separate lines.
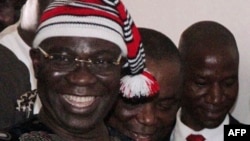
top-left (123, 0), bottom-right (250, 124)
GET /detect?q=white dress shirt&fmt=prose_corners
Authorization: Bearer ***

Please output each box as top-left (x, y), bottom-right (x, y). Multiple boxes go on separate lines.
top-left (170, 108), bottom-right (229, 141)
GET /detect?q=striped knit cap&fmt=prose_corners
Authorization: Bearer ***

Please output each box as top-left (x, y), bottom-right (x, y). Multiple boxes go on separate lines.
top-left (33, 0), bottom-right (159, 98)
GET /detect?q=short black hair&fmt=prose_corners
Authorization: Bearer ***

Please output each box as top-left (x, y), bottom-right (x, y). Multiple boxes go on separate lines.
top-left (139, 27), bottom-right (181, 64)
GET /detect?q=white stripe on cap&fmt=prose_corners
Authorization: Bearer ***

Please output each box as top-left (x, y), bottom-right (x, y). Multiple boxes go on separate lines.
top-left (33, 15), bottom-right (127, 56)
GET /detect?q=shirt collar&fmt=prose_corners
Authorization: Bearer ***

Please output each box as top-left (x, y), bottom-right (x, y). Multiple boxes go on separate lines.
top-left (171, 108), bottom-right (229, 141)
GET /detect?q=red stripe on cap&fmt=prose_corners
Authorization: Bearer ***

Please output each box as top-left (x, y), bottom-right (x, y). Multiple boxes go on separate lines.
top-left (116, 1), bottom-right (141, 58)
top-left (39, 5), bottom-right (123, 26)
top-left (142, 71), bottom-right (160, 95)
top-left (126, 24), bottom-right (141, 58)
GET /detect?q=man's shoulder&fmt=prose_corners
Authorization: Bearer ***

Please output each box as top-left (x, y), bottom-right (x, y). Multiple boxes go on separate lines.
top-left (229, 114), bottom-right (245, 125)
top-left (0, 116), bottom-right (56, 141)
top-left (0, 45), bottom-right (31, 129)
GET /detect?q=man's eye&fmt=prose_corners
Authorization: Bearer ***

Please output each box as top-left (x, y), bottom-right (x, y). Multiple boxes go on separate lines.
top-left (157, 100), bottom-right (176, 111)
top-left (223, 78), bottom-right (237, 87)
top-left (157, 103), bottom-right (174, 111)
top-left (194, 80), bottom-right (207, 87)
top-left (93, 59), bottom-right (107, 64)
top-left (92, 58), bottom-right (114, 65)
top-left (51, 54), bottom-right (73, 64)
top-left (120, 96), bottom-right (144, 109)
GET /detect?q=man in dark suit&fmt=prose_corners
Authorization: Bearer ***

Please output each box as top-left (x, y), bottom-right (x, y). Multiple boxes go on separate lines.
top-left (0, 46), bottom-right (31, 129)
top-left (0, 0), bottom-right (56, 130)
top-left (171, 21), bottom-right (243, 141)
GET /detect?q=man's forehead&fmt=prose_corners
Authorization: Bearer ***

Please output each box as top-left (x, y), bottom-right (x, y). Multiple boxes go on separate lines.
top-left (188, 45), bottom-right (236, 59)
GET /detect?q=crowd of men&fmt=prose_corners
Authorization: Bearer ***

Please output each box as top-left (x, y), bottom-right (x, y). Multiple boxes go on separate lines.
top-left (0, 0), bottom-right (244, 141)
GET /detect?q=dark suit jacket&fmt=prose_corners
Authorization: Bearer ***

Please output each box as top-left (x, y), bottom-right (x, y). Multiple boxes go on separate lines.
top-left (229, 114), bottom-right (244, 125)
top-left (1, 115), bottom-right (133, 141)
top-left (0, 45), bottom-right (31, 129)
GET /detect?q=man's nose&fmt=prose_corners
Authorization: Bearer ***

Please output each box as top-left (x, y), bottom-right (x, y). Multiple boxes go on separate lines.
top-left (65, 66), bottom-right (97, 86)
top-left (206, 83), bottom-right (224, 104)
top-left (136, 103), bottom-right (157, 126)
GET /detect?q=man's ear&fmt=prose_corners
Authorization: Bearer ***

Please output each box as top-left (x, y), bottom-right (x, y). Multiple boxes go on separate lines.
top-left (30, 48), bottom-right (42, 78)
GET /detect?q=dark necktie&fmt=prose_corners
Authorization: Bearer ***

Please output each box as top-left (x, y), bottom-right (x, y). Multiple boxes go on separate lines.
top-left (186, 134), bottom-right (206, 141)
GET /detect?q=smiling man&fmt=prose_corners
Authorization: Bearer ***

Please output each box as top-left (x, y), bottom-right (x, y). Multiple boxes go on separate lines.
top-left (2, 0), bottom-right (159, 141)
top-left (107, 28), bottom-right (183, 141)
top-left (171, 21), bottom-right (243, 141)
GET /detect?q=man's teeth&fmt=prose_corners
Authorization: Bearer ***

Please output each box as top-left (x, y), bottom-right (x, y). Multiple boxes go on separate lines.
top-left (133, 132), bottom-right (151, 140)
top-left (63, 95), bottom-right (95, 108)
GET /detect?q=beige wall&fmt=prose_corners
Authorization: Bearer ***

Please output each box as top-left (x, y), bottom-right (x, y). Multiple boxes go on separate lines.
top-left (123, 0), bottom-right (250, 124)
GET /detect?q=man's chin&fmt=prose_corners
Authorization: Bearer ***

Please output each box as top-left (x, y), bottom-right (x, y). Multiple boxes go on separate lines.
top-left (203, 120), bottom-right (224, 128)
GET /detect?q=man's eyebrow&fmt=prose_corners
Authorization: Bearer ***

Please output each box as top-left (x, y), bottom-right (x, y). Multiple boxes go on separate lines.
top-left (121, 95), bottom-right (156, 104)
top-left (158, 95), bottom-right (179, 101)
top-left (222, 75), bottom-right (238, 81)
top-left (90, 50), bottom-right (118, 55)
top-left (192, 72), bottom-right (208, 79)
top-left (159, 97), bottom-right (175, 100)
top-left (45, 46), bottom-right (74, 53)
top-left (87, 48), bottom-right (121, 56)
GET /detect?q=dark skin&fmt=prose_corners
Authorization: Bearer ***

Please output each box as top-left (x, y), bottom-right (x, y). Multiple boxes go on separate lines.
top-left (179, 22), bottom-right (239, 131)
top-left (0, 0), bottom-right (26, 31)
top-left (30, 37), bottom-right (123, 141)
top-left (108, 58), bottom-right (182, 141)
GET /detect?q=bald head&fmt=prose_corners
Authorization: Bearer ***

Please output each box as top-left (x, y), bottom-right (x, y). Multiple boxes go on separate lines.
top-left (179, 21), bottom-right (239, 64)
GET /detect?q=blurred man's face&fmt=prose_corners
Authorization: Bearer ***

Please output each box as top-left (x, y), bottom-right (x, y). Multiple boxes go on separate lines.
top-left (108, 59), bottom-right (182, 141)
top-left (0, 0), bottom-right (24, 31)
